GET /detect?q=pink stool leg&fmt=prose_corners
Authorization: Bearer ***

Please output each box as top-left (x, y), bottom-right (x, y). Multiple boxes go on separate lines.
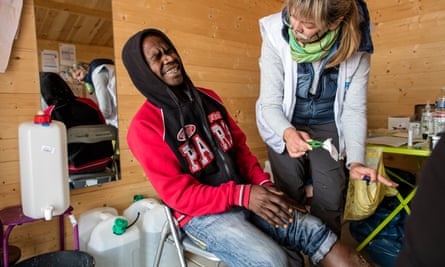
top-left (3, 225), bottom-right (15, 267)
top-left (59, 213), bottom-right (65, 250)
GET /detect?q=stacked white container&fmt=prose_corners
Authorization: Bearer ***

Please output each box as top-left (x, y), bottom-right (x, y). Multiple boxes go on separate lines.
top-left (123, 198), bottom-right (181, 267)
top-left (78, 207), bottom-right (119, 250)
top-left (79, 207), bottom-right (141, 267)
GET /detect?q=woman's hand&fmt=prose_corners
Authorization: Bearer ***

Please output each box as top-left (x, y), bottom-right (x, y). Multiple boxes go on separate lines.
top-left (349, 162), bottom-right (399, 187)
top-left (283, 127), bottom-right (312, 158)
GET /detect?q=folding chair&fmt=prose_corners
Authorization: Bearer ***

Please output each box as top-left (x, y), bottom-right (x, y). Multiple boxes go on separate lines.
top-left (67, 124), bottom-right (119, 188)
top-left (154, 205), bottom-right (223, 267)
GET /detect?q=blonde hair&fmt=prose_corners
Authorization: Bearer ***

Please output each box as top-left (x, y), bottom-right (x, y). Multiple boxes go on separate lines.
top-left (286, 0), bottom-right (361, 68)
top-left (67, 62), bottom-right (89, 82)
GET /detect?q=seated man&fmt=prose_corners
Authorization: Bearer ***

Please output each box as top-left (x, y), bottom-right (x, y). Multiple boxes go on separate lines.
top-left (40, 72), bottom-right (113, 175)
top-left (122, 28), bottom-right (374, 267)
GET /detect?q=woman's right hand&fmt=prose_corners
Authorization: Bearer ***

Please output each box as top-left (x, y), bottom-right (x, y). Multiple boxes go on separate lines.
top-left (349, 162), bottom-right (399, 187)
top-left (283, 127), bottom-right (312, 158)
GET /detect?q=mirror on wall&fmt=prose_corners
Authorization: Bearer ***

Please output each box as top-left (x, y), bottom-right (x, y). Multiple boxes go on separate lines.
top-left (34, 0), bottom-right (120, 189)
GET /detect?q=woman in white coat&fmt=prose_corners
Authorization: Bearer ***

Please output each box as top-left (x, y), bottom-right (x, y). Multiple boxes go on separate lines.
top-left (256, 0), bottom-right (397, 240)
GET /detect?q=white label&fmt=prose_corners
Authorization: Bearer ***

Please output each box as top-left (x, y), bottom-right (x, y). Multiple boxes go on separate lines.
top-left (41, 145), bottom-right (55, 154)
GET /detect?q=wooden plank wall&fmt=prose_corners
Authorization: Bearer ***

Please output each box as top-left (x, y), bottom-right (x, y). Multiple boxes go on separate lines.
top-left (1, 0), bottom-right (444, 261)
top-left (112, 0), bottom-right (285, 164)
top-left (367, 0), bottom-right (445, 129)
top-left (36, 40), bottom-right (114, 69)
top-left (367, 0), bottom-right (445, 173)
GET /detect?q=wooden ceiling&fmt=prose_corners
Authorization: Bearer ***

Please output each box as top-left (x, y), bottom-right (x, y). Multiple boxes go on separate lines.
top-left (34, 0), bottom-right (113, 48)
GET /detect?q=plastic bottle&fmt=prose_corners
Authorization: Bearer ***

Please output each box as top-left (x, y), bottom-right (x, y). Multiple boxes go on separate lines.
top-left (18, 111), bottom-right (69, 220)
top-left (421, 102), bottom-right (433, 139)
top-left (433, 89), bottom-right (445, 135)
top-left (435, 87), bottom-right (445, 110)
top-left (432, 135), bottom-right (441, 150)
top-left (407, 127), bottom-right (413, 147)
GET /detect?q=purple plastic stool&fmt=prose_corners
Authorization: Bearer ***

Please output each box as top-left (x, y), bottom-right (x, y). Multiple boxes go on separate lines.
top-left (0, 205), bottom-right (79, 267)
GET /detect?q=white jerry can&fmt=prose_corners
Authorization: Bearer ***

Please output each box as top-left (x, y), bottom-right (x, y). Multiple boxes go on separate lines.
top-left (78, 206), bottom-right (119, 251)
top-left (18, 112), bottom-right (69, 220)
top-left (123, 198), bottom-right (181, 267)
top-left (86, 212), bottom-right (142, 267)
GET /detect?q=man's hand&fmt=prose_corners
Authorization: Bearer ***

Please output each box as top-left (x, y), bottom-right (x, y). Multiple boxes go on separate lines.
top-left (278, 191), bottom-right (309, 214)
top-left (248, 185), bottom-right (306, 228)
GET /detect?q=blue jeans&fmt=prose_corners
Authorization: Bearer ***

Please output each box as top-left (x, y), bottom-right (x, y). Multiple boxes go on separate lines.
top-left (182, 208), bottom-right (337, 267)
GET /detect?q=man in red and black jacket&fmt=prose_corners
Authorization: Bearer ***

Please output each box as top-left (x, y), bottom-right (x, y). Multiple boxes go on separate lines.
top-left (122, 28), bottom-right (371, 267)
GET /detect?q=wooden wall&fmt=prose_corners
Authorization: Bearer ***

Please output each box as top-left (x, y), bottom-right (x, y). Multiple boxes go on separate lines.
top-left (1, 0), bottom-right (444, 261)
top-left (112, 0), bottom-right (285, 163)
top-left (366, 0), bottom-right (445, 129)
top-left (36, 40), bottom-right (114, 68)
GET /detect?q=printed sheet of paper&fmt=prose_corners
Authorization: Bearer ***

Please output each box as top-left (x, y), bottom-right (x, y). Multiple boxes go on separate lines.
top-left (41, 50), bottom-right (59, 72)
top-left (59, 43), bottom-right (76, 66)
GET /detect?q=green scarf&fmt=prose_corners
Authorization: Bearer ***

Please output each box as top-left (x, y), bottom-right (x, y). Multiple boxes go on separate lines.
top-left (289, 27), bottom-right (340, 63)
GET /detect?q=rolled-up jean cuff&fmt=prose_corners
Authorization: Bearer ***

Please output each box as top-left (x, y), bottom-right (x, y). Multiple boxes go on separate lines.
top-left (310, 231), bottom-right (338, 264)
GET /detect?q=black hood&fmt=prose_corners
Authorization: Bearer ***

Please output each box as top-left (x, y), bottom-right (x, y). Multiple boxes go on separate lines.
top-left (40, 72), bottom-right (76, 106)
top-left (122, 28), bottom-right (194, 108)
top-left (122, 29), bottom-right (245, 186)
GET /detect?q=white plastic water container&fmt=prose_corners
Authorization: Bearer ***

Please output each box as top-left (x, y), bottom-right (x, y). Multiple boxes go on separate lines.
top-left (123, 198), bottom-right (160, 229)
top-left (18, 112), bottom-right (69, 220)
top-left (86, 212), bottom-right (141, 267)
top-left (78, 207), bottom-right (118, 250)
top-left (123, 199), bottom-right (181, 267)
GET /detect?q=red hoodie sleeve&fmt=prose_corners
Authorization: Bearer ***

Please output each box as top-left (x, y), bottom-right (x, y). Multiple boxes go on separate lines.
top-left (127, 100), bottom-right (270, 219)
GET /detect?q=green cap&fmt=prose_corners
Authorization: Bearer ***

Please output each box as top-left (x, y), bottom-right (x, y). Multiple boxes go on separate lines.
top-left (113, 218), bottom-right (128, 235)
top-left (133, 194), bottom-right (144, 202)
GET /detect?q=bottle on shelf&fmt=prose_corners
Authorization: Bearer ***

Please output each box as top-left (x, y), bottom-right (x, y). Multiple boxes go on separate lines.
top-left (421, 101), bottom-right (433, 139)
top-left (432, 87), bottom-right (445, 137)
top-left (435, 87), bottom-right (445, 110)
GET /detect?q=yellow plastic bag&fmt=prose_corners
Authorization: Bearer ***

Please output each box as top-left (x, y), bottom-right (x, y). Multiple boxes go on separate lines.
top-left (343, 147), bottom-right (398, 221)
